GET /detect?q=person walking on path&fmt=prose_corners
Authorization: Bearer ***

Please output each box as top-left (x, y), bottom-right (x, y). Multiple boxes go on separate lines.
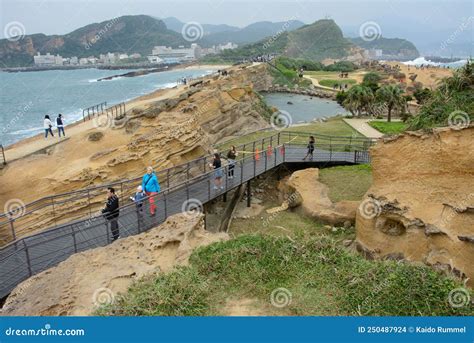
top-left (142, 166), bottom-right (160, 217)
top-left (101, 187), bottom-right (120, 241)
top-left (131, 185), bottom-right (146, 227)
top-left (303, 136), bottom-right (315, 161)
top-left (56, 114), bottom-right (65, 137)
top-left (226, 145), bottom-right (238, 179)
top-left (210, 153), bottom-right (223, 190)
top-left (44, 115), bottom-right (54, 138)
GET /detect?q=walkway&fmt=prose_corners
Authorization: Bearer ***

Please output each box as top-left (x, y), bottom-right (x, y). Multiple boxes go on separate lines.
top-left (343, 118), bottom-right (384, 139)
top-left (0, 132), bottom-right (374, 298)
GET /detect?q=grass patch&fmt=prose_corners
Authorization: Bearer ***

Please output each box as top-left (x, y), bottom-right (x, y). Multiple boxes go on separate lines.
top-left (98, 234), bottom-right (473, 316)
top-left (369, 121), bottom-right (408, 135)
top-left (319, 79), bottom-right (357, 88)
top-left (319, 164), bottom-right (372, 202)
top-left (217, 117), bottom-right (363, 151)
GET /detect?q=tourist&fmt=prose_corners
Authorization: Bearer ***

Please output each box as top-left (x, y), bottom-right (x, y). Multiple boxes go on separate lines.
top-left (130, 185), bottom-right (146, 211)
top-left (227, 145), bottom-right (238, 179)
top-left (131, 185), bottom-right (146, 227)
top-left (101, 187), bottom-right (120, 241)
top-left (210, 153), bottom-right (223, 190)
top-left (303, 136), bottom-right (315, 161)
top-left (142, 166), bottom-right (160, 217)
top-left (43, 115), bottom-right (54, 138)
top-left (56, 114), bottom-right (65, 137)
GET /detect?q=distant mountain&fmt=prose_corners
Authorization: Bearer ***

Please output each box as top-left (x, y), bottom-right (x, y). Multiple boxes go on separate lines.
top-left (161, 17), bottom-right (305, 45)
top-left (350, 37), bottom-right (419, 59)
top-left (215, 19), bottom-right (353, 61)
top-left (0, 15), bottom-right (187, 67)
top-left (161, 17), bottom-right (239, 35)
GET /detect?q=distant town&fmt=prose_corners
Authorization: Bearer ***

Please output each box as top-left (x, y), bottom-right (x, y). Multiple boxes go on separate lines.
top-left (32, 42), bottom-right (239, 67)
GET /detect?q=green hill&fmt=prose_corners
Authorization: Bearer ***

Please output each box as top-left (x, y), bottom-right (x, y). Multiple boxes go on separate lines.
top-left (350, 36), bottom-right (419, 59)
top-left (0, 15), bottom-right (187, 67)
top-left (210, 19), bottom-right (353, 62)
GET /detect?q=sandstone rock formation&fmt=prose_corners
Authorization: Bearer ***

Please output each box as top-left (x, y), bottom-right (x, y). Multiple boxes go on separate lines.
top-left (0, 64), bottom-right (272, 242)
top-left (1, 213), bottom-right (228, 316)
top-left (279, 168), bottom-right (359, 225)
top-left (356, 127), bottom-right (474, 285)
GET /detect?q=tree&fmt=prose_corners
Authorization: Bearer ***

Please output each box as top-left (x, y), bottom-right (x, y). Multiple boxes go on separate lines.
top-left (362, 72), bottom-right (382, 92)
top-left (375, 84), bottom-right (405, 122)
top-left (343, 85), bottom-right (374, 116)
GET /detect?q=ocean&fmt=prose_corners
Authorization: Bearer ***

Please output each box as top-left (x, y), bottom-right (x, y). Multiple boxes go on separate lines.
top-left (0, 67), bottom-right (217, 146)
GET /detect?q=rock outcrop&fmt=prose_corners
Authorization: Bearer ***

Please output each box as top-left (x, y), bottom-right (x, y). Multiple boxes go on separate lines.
top-left (1, 213), bottom-right (228, 316)
top-left (0, 64), bottom-right (272, 242)
top-left (279, 168), bottom-right (359, 225)
top-left (356, 127), bottom-right (474, 285)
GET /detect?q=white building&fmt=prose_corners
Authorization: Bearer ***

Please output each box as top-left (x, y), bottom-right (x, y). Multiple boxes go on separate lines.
top-left (217, 42), bottom-right (238, 52)
top-left (150, 44), bottom-right (201, 64)
top-left (70, 56), bottom-right (79, 65)
top-left (79, 58), bottom-right (89, 65)
top-left (147, 55), bottom-right (164, 64)
top-left (119, 53), bottom-right (129, 60)
top-left (34, 53), bottom-right (64, 66)
top-left (130, 53), bottom-right (142, 59)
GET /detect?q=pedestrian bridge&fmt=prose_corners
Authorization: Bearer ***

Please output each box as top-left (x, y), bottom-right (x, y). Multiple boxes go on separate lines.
top-left (0, 131), bottom-right (375, 298)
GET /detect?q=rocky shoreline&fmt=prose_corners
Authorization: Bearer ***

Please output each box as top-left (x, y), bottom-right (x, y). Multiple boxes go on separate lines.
top-left (263, 84), bottom-right (336, 99)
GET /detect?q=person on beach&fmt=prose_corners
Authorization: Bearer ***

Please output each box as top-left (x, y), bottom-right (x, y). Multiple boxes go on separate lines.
top-left (142, 166), bottom-right (160, 217)
top-left (44, 115), bottom-right (54, 138)
top-left (226, 145), bottom-right (238, 179)
top-left (102, 187), bottom-right (120, 241)
top-left (303, 136), bottom-right (315, 161)
top-left (210, 153), bottom-right (223, 190)
top-left (56, 114), bottom-right (65, 137)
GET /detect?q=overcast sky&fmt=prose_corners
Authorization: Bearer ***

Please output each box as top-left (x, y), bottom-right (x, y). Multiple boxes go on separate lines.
top-left (1, 0), bottom-right (472, 51)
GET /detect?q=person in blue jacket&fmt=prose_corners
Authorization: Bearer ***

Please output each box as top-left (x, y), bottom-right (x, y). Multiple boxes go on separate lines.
top-left (142, 166), bottom-right (160, 216)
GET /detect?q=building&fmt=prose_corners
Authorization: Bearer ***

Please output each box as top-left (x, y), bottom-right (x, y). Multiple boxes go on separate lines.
top-left (129, 53), bottom-right (142, 59)
top-left (216, 42), bottom-right (238, 52)
top-left (149, 44), bottom-right (201, 64)
top-left (33, 53), bottom-right (64, 66)
top-left (118, 53), bottom-right (129, 60)
top-left (147, 55), bottom-right (164, 64)
top-left (70, 56), bottom-right (79, 65)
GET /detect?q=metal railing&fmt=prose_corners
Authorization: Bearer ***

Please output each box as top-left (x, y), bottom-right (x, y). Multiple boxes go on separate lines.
top-left (82, 102), bottom-right (107, 122)
top-left (0, 133), bottom-right (374, 298)
top-left (106, 102), bottom-right (126, 119)
top-left (0, 132), bottom-right (376, 247)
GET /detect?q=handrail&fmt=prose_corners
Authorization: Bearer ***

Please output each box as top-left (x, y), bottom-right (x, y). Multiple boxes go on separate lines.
top-left (0, 130), bottom-right (375, 245)
top-left (82, 101), bottom-right (107, 122)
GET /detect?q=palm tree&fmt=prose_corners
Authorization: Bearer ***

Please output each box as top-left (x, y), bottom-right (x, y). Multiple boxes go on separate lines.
top-left (343, 85), bottom-right (374, 116)
top-left (375, 84), bottom-right (405, 122)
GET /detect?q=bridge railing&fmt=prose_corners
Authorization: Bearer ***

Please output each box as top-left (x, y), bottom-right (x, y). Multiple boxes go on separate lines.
top-left (0, 131), bottom-right (375, 246)
top-left (82, 102), bottom-right (107, 122)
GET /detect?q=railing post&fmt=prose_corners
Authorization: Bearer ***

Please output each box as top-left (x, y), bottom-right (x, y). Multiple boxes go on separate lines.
top-left (207, 178), bottom-right (211, 201)
top-left (277, 132), bottom-right (280, 145)
top-left (240, 159), bottom-right (244, 184)
top-left (72, 225), bottom-right (78, 253)
top-left (246, 180), bottom-right (251, 207)
top-left (186, 180), bottom-right (190, 201)
top-left (264, 149), bottom-right (268, 171)
top-left (9, 218), bottom-right (17, 243)
top-left (136, 205), bottom-right (142, 233)
top-left (167, 169), bottom-right (170, 189)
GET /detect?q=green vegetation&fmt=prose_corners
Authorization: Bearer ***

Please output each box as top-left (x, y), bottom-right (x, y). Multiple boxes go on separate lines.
top-left (98, 234), bottom-right (472, 316)
top-left (349, 37), bottom-right (419, 59)
top-left (203, 19), bottom-right (352, 62)
top-left (319, 79), bottom-right (356, 88)
top-left (319, 164), bottom-right (372, 202)
top-left (369, 121), bottom-right (408, 135)
top-left (408, 61), bottom-right (474, 130)
top-left (0, 15), bottom-right (188, 67)
top-left (216, 117), bottom-right (363, 151)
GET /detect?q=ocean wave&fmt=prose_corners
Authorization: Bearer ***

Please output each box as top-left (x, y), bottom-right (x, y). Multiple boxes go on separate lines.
top-left (403, 57), bottom-right (467, 68)
top-left (9, 127), bottom-right (43, 134)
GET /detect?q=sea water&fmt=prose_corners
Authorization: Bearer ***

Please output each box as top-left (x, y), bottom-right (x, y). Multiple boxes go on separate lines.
top-left (0, 67), bottom-right (217, 146)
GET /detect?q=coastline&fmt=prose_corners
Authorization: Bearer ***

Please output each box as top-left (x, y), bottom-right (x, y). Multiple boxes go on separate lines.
top-left (2, 63), bottom-right (229, 158)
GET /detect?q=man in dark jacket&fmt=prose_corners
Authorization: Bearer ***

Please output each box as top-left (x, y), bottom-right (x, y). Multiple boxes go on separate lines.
top-left (102, 187), bottom-right (120, 241)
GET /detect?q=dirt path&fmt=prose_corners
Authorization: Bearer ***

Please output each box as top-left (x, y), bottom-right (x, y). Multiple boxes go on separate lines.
top-left (342, 118), bottom-right (384, 138)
